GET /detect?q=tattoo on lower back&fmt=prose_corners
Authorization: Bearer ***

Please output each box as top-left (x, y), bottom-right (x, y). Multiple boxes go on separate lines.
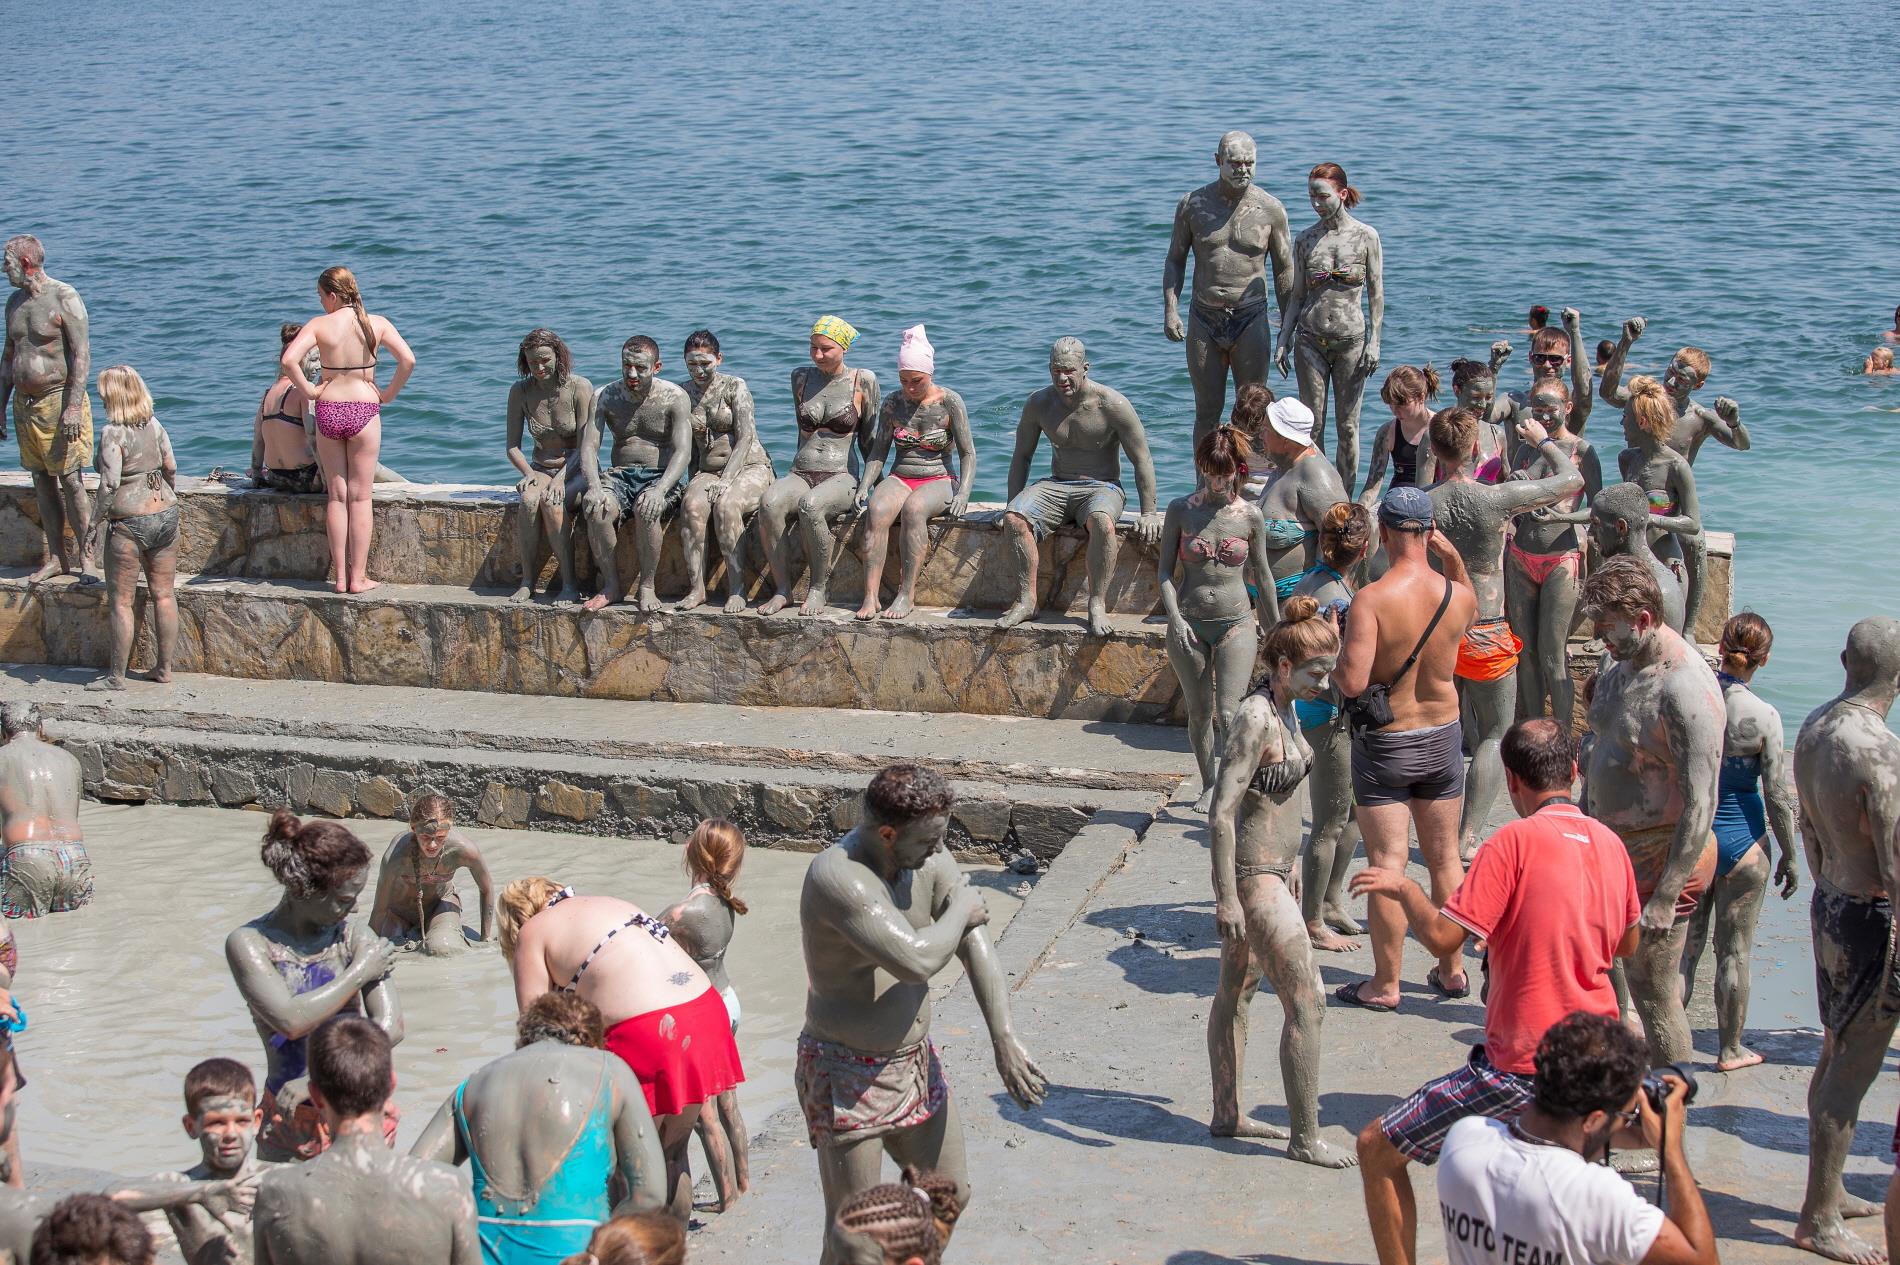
top-left (670, 972), bottom-right (692, 987)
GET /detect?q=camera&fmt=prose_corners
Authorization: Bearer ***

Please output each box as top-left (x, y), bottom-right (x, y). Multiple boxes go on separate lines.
top-left (1642, 1063), bottom-right (1699, 1112)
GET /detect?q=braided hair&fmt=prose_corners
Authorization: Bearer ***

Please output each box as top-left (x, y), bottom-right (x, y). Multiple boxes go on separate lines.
top-left (834, 1167), bottom-right (962, 1264)
top-left (684, 819), bottom-right (749, 916)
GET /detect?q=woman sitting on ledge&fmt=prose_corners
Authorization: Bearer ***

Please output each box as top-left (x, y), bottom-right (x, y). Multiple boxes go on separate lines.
top-left (854, 325), bottom-right (974, 621)
top-left (249, 324), bottom-right (407, 493)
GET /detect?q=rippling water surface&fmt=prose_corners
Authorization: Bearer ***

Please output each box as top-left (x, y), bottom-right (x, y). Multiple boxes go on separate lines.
top-left (12, 0), bottom-right (1898, 722)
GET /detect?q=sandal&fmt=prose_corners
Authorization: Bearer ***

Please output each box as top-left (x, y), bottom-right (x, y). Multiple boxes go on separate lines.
top-left (1332, 981), bottom-right (1399, 1013)
top-left (1427, 967), bottom-right (1471, 999)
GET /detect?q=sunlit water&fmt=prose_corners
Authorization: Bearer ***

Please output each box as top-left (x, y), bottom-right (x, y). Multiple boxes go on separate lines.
top-left (11, 1), bottom-right (1898, 729)
top-left (10, 805), bottom-right (1019, 1175)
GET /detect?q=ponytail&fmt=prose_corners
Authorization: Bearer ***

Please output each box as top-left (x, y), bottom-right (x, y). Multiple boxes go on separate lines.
top-left (684, 820), bottom-right (749, 916)
top-left (318, 266), bottom-right (377, 362)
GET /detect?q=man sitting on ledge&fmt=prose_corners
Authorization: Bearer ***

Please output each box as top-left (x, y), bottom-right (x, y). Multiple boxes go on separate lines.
top-left (996, 337), bottom-right (1162, 636)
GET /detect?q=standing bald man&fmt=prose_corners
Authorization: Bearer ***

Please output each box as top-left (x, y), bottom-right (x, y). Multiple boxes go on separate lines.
top-left (1164, 131), bottom-right (1294, 451)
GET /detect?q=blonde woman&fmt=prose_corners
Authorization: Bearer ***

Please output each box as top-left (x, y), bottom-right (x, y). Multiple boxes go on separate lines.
top-left (84, 366), bottom-right (178, 691)
top-left (1616, 375), bottom-right (1703, 632)
top-left (280, 267), bottom-right (416, 594)
top-left (498, 876), bottom-right (744, 1219)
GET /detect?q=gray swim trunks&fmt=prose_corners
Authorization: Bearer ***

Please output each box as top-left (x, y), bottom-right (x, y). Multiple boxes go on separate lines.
top-left (1005, 478), bottom-right (1125, 540)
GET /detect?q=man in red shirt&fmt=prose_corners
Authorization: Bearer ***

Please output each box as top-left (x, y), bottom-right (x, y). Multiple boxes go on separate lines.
top-left (1348, 718), bottom-right (1642, 1265)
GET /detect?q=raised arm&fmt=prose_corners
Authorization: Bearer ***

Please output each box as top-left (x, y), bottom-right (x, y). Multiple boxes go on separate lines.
top-left (1489, 421), bottom-right (1582, 517)
top-left (1561, 307), bottom-right (1591, 430)
top-left (1599, 316), bottom-right (1643, 408)
top-left (945, 390), bottom-right (976, 517)
top-left (1162, 194), bottom-right (1193, 342)
top-left (1757, 710), bottom-right (1799, 898)
top-left (819, 853), bottom-right (981, 984)
top-left (1007, 399), bottom-right (1040, 503)
top-left (609, 1059), bottom-right (668, 1213)
top-left (225, 926), bottom-right (392, 1041)
top-left (1705, 396), bottom-right (1750, 452)
top-left (375, 316), bottom-right (416, 404)
top-left (1208, 698), bottom-right (1278, 944)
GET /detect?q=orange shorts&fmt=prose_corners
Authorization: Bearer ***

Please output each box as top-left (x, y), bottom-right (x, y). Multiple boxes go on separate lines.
top-left (1456, 617), bottom-right (1523, 682)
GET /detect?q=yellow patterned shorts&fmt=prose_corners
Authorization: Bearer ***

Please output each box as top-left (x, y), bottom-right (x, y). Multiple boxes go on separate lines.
top-left (13, 388), bottom-right (93, 475)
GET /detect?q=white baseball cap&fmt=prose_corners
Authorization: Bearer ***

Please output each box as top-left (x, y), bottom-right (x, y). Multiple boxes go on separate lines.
top-left (1267, 397), bottom-right (1315, 446)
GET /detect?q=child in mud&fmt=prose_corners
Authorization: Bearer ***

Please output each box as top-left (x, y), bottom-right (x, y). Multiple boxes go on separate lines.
top-left (115, 1058), bottom-right (274, 1265)
top-left (661, 819), bottom-right (751, 1211)
top-left (367, 794), bottom-right (494, 955)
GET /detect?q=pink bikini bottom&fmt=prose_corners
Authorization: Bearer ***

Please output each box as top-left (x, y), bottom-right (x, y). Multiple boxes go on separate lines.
top-left (1507, 543), bottom-right (1581, 586)
top-left (895, 474), bottom-right (950, 492)
top-left (314, 400), bottom-right (380, 442)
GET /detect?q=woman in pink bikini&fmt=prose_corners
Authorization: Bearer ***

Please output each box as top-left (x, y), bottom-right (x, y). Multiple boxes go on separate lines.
top-left (280, 267), bottom-right (416, 594)
top-left (853, 325), bottom-right (976, 621)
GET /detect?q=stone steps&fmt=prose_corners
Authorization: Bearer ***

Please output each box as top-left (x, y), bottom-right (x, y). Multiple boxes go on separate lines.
top-left (0, 570), bottom-right (1180, 722)
top-left (1, 666), bottom-right (1185, 856)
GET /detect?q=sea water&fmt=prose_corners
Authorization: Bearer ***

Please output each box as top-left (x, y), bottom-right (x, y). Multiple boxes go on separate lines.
top-left (10, 0), bottom-right (1898, 727)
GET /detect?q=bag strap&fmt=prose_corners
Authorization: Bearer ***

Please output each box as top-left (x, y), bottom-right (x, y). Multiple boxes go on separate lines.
top-left (1391, 579), bottom-right (1453, 687)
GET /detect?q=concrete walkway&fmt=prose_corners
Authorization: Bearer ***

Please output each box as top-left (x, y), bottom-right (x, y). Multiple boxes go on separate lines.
top-left (693, 789), bottom-right (1889, 1265)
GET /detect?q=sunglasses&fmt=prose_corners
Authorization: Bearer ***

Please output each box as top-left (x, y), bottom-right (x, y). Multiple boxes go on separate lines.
top-left (1530, 353), bottom-right (1568, 366)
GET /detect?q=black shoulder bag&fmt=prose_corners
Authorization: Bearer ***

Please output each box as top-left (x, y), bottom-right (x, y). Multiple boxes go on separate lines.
top-left (1343, 579), bottom-right (1453, 735)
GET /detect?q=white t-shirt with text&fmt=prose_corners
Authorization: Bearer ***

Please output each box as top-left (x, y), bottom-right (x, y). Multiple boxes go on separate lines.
top-left (1438, 1116), bottom-right (1665, 1265)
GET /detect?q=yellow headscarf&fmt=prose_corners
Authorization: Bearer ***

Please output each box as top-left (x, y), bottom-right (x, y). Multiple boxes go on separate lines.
top-left (811, 314), bottom-right (859, 351)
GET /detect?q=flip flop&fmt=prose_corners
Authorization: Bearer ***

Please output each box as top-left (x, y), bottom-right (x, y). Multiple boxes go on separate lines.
top-left (1332, 981), bottom-right (1399, 1013)
top-left (1427, 967), bottom-right (1471, 999)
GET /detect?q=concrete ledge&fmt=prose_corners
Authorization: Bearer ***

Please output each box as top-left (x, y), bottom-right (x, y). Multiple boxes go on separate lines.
top-left (0, 574), bottom-right (1182, 721)
top-left (51, 716), bottom-right (1160, 858)
top-left (0, 476), bottom-right (1737, 637)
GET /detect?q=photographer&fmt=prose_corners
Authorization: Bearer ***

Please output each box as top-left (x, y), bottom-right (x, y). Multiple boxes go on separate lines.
top-left (1438, 1012), bottom-right (1717, 1265)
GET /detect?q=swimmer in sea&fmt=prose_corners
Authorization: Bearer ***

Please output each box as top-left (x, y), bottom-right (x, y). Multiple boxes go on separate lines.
top-left (1865, 346), bottom-right (1896, 376)
top-left (366, 793), bottom-right (495, 955)
top-left (1679, 614), bottom-right (1800, 1073)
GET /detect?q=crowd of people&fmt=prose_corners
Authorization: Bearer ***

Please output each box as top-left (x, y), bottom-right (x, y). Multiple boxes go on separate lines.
top-left (3, 127), bottom-right (1899, 1265)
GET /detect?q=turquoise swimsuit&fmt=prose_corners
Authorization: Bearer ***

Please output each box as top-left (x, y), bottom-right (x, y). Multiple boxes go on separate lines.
top-left (1262, 520), bottom-right (1319, 599)
top-left (456, 1068), bottom-right (615, 1265)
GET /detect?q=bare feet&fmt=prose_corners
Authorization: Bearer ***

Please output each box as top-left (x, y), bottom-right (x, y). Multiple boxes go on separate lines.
top-left (634, 585), bottom-right (662, 614)
top-left (1086, 600), bottom-right (1111, 637)
top-left (1322, 905), bottom-right (1365, 936)
top-left (799, 588), bottom-right (828, 617)
top-left (1210, 1118), bottom-right (1290, 1140)
top-left (334, 579), bottom-right (350, 595)
top-left (880, 595), bottom-right (914, 620)
top-left (24, 559), bottom-right (60, 584)
top-left (677, 588), bottom-right (707, 612)
top-left (758, 595), bottom-right (789, 616)
top-left (853, 598), bottom-right (880, 621)
top-left (146, 667), bottom-right (173, 684)
top-left (581, 592), bottom-right (614, 613)
top-left (1193, 785), bottom-right (1215, 814)
top-left (84, 674), bottom-right (127, 692)
top-left (722, 593), bottom-right (748, 615)
top-left (1286, 1137), bottom-right (1359, 1169)
top-left (1715, 1047), bottom-right (1764, 1072)
top-left (1307, 923), bottom-right (1362, 953)
top-left (1795, 1216), bottom-right (1888, 1264)
top-left (995, 599), bottom-right (1033, 630)
top-left (1841, 1193), bottom-right (1885, 1220)
top-left (348, 578), bottom-right (381, 594)
top-left (510, 584), bottom-right (535, 603)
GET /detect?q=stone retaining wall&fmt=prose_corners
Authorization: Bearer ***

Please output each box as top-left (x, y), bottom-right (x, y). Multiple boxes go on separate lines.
top-left (58, 723), bottom-right (1109, 859)
top-left (0, 476), bottom-right (1736, 639)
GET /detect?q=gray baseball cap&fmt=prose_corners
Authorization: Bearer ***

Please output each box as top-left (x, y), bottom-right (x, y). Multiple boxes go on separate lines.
top-left (1378, 485), bottom-right (1434, 532)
